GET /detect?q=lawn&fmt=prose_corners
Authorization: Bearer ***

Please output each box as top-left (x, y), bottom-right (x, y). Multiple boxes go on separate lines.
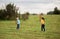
top-left (0, 15), bottom-right (60, 39)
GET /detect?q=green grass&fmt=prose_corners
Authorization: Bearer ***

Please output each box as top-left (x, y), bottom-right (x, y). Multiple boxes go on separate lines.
top-left (0, 15), bottom-right (60, 39)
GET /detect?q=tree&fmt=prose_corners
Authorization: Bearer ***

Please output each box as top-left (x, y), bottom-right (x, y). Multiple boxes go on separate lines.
top-left (6, 3), bottom-right (18, 20)
top-left (21, 12), bottom-right (30, 21)
top-left (47, 11), bottom-right (53, 15)
top-left (47, 7), bottom-right (60, 15)
top-left (53, 7), bottom-right (60, 14)
top-left (0, 3), bottom-right (19, 20)
top-left (0, 9), bottom-right (7, 20)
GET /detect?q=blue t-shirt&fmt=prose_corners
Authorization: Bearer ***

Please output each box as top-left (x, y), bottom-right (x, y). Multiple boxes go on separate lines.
top-left (17, 19), bottom-right (20, 24)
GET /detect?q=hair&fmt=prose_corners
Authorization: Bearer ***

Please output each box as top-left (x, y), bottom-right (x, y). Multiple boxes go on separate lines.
top-left (42, 17), bottom-right (45, 20)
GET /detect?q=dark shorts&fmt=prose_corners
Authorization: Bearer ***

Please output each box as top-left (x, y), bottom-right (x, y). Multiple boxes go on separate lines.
top-left (41, 24), bottom-right (45, 28)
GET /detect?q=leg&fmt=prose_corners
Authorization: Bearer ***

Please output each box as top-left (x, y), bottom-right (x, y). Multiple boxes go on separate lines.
top-left (17, 24), bottom-right (20, 29)
top-left (43, 24), bottom-right (45, 32)
top-left (41, 24), bottom-right (43, 31)
top-left (44, 25), bottom-right (45, 31)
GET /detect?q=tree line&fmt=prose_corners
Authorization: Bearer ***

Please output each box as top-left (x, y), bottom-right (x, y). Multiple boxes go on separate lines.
top-left (0, 3), bottom-right (18, 20)
top-left (0, 3), bottom-right (29, 20)
top-left (47, 7), bottom-right (60, 15)
top-left (0, 3), bottom-right (60, 20)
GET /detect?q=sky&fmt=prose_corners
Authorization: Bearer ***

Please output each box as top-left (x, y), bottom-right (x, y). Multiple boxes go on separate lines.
top-left (0, 0), bottom-right (60, 14)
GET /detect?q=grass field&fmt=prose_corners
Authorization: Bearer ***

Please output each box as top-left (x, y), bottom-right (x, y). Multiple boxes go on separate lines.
top-left (0, 15), bottom-right (60, 39)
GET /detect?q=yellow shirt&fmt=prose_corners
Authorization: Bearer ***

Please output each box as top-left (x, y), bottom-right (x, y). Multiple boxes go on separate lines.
top-left (41, 19), bottom-right (45, 24)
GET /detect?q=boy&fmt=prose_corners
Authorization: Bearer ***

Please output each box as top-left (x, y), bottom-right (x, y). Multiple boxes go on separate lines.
top-left (41, 16), bottom-right (45, 32)
top-left (16, 17), bottom-right (20, 29)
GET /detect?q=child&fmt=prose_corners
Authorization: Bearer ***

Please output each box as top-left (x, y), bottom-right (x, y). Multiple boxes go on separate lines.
top-left (41, 16), bottom-right (45, 32)
top-left (16, 17), bottom-right (20, 29)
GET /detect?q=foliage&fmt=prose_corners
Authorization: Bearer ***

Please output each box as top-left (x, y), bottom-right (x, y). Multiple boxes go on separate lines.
top-left (0, 3), bottom-right (18, 20)
top-left (21, 12), bottom-right (29, 20)
top-left (47, 7), bottom-right (60, 15)
top-left (53, 7), bottom-right (60, 14)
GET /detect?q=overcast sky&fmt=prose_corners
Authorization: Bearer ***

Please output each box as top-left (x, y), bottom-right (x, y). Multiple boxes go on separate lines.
top-left (0, 0), bottom-right (60, 14)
